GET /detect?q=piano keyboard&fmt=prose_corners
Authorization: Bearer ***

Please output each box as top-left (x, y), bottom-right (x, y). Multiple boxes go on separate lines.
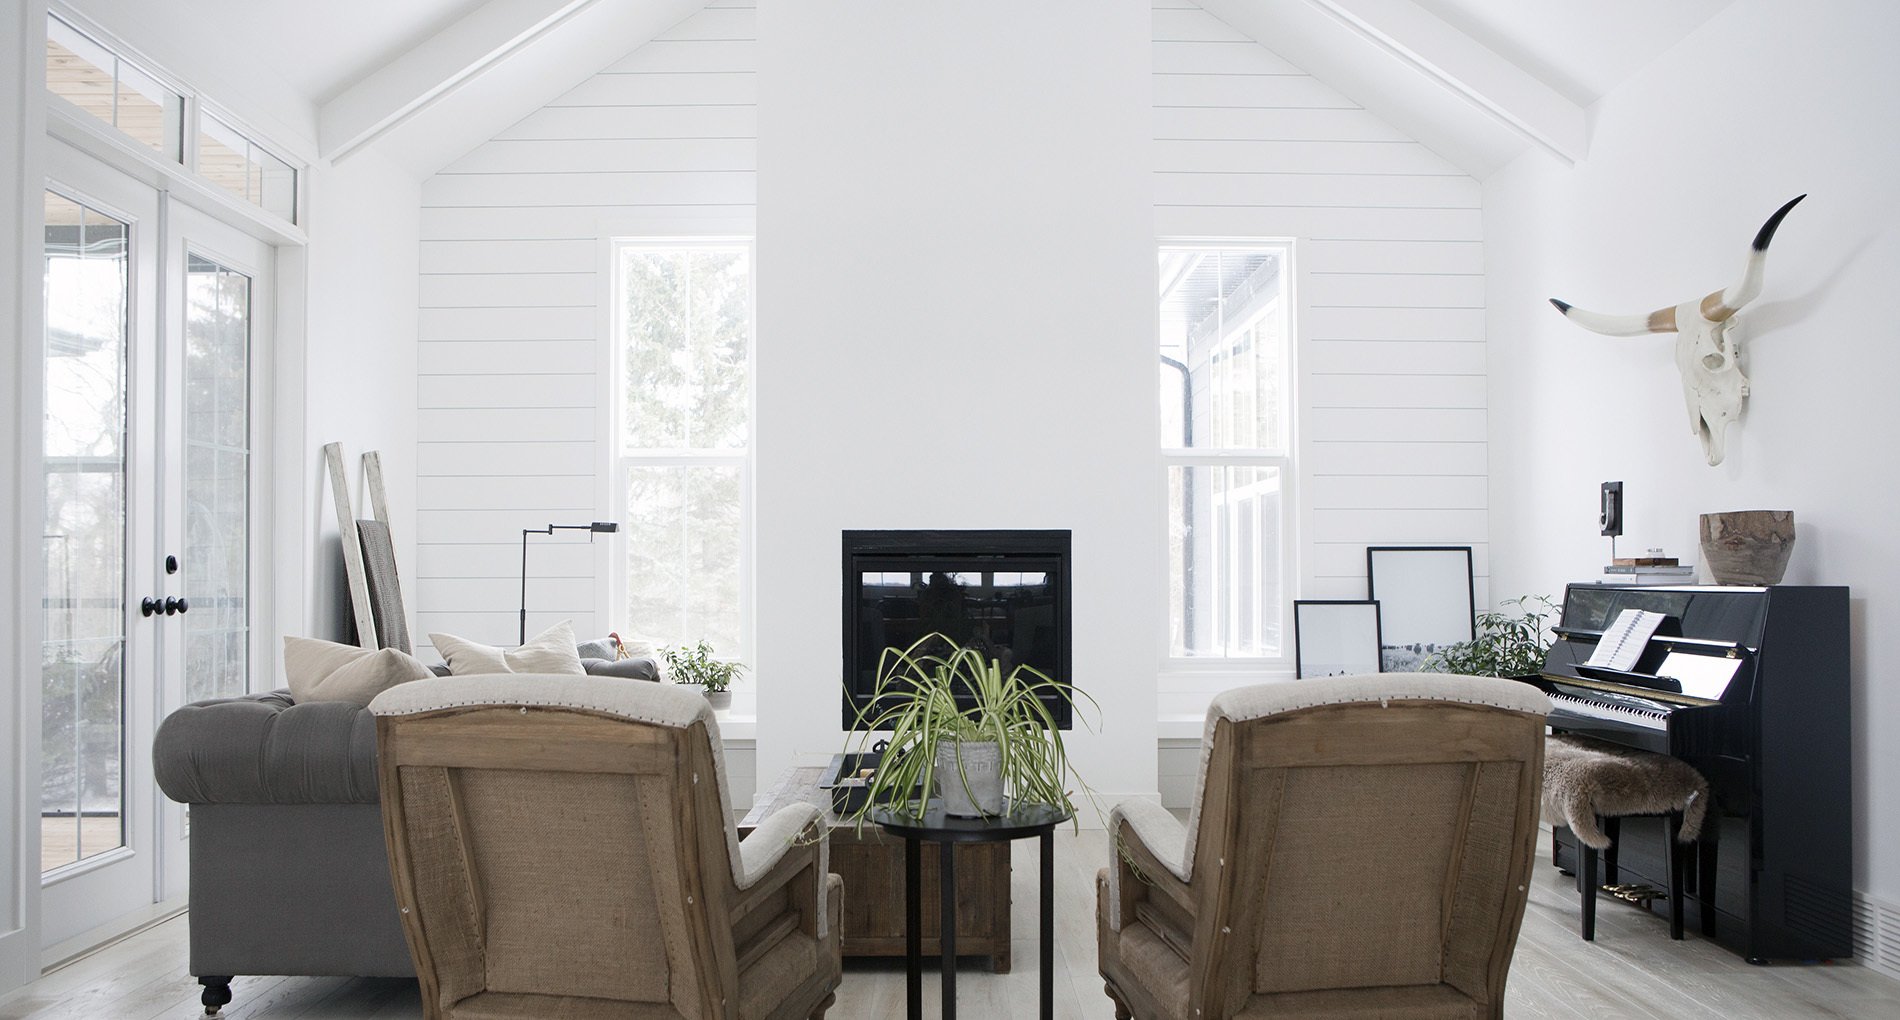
top-left (1546, 690), bottom-right (1670, 730)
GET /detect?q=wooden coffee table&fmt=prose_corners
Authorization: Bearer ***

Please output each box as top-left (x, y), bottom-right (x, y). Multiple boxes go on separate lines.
top-left (739, 765), bottom-right (1011, 971)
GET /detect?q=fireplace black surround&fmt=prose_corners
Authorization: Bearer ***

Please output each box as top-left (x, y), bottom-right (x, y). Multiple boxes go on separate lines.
top-left (842, 530), bottom-right (1073, 729)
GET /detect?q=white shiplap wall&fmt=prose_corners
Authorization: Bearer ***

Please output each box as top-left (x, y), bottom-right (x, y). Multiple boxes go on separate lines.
top-left (414, 3), bottom-right (757, 662)
top-left (412, 0), bottom-right (1484, 748)
top-left (1152, 1), bottom-right (1486, 724)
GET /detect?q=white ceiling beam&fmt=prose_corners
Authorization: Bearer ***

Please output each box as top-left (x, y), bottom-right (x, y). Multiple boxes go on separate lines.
top-left (1302, 0), bottom-right (1587, 164)
top-left (319, 0), bottom-right (705, 174)
top-left (320, 0), bottom-right (589, 163)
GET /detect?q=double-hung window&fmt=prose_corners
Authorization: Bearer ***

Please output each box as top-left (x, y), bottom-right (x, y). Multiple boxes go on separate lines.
top-left (1160, 244), bottom-right (1293, 660)
top-left (613, 241), bottom-right (753, 664)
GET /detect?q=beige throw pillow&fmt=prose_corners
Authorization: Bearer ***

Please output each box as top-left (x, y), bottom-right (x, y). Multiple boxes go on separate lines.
top-left (428, 620), bottom-right (585, 676)
top-left (285, 637), bottom-right (433, 706)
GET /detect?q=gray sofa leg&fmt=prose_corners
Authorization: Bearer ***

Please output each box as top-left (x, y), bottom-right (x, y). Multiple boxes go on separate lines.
top-left (199, 976), bottom-right (233, 1015)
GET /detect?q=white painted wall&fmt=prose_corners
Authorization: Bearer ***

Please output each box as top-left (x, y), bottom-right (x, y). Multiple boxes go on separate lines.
top-left (412, 2), bottom-right (755, 669)
top-left (298, 152), bottom-right (422, 648)
top-left (1154, 0), bottom-right (1486, 723)
top-left (752, 0), bottom-right (1159, 804)
top-left (408, 1), bottom-right (1487, 792)
top-left (1485, 0), bottom-right (1900, 905)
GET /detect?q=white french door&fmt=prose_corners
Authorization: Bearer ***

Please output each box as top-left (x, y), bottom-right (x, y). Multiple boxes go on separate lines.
top-left (40, 140), bottom-right (268, 946)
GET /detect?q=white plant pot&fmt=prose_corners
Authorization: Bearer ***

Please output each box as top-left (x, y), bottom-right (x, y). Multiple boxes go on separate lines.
top-left (702, 689), bottom-right (732, 710)
top-left (935, 739), bottom-right (1004, 817)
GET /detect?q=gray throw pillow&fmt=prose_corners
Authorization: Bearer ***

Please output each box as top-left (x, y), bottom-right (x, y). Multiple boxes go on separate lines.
top-left (284, 636), bottom-right (433, 706)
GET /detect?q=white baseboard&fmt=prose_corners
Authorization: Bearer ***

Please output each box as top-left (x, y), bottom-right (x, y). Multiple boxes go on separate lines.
top-left (41, 897), bottom-right (186, 974)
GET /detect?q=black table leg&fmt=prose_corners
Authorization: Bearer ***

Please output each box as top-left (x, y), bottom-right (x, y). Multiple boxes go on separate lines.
top-left (906, 836), bottom-right (921, 1020)
top-left (941, 841), bottom-right (957, 1020)
top-left (1040, 830), bottom-right (1054, 1020)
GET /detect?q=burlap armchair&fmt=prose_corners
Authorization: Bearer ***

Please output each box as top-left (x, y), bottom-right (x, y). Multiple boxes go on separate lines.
top-left (370, 675), bottom-right (842, 1020)
top-left (1098, 674), bottom-right (1549, 1020)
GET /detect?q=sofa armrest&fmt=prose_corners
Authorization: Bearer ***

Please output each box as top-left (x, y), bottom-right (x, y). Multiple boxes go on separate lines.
top-left (154, 690), bottom-right (380, 805)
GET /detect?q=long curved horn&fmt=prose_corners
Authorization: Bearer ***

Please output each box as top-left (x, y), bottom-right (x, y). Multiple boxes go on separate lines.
top-left (1547, 298), bottom-right (1677, 337)
top-left (1701, 194), bottom-right (1805, 322)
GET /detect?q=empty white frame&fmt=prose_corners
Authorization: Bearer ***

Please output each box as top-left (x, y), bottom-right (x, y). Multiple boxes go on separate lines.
top-left (1366, 546), bottom-right (1475, 672)
top-left (1293, 600), bottom-right (1382, 678)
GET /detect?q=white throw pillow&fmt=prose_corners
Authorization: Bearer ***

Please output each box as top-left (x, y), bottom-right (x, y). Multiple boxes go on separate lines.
top-left (284, 637), bottom-right (433, 706)
top-left (428, 620), bottom-right (585, 676)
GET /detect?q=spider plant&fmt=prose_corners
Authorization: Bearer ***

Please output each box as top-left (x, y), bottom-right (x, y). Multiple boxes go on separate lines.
top-left (841, 632), bottom-right (1094, 822)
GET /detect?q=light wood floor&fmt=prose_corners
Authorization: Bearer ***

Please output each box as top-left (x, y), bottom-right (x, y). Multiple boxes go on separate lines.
top-left (6, 826), bottom-right (1899, 1020)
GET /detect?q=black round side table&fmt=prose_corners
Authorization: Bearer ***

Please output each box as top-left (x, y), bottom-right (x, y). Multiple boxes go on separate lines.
top-left (871, 802), bottom-right (1071, 1020)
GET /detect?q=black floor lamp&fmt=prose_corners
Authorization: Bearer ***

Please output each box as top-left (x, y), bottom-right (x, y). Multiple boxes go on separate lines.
top-left (521, 521), bottom-right (619, 644)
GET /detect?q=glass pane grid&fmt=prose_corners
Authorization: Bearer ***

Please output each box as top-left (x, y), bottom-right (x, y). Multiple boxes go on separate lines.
top-left (195, 112), bottom-right (297, 224)
top-left (46, 17), bottom-right (181, 161)
top-left (1160, 244), bottom-right (1292, 661)
top-left (618, 243), bottom-right (751, 661)
top-left (621, 247), bottom-right (751, 454)
top-left (184, 254), bottom-right (252, 703)
top-left (42, 191), bottom-right (130, 874)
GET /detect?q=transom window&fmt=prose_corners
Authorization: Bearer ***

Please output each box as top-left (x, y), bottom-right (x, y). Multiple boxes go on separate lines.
top-left (46, 14), bottom-right (182, 161)
top-left (614, 242), bottom-right (753, 660)
top-left (1160, 244), bottom-right (1293, 659)
top-left (45, 13), bottom-right (299, 224)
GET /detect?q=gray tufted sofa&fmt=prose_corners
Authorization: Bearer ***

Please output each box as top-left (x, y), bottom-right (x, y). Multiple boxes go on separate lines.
top-left (154, 689), bottom-right (410, 1013)
top-left (153, 655), bottom-right (662, 1014)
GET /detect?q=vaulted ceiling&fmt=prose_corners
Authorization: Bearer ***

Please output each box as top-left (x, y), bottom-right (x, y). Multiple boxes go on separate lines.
top-left (106, 0), bottom-right (1737, 179)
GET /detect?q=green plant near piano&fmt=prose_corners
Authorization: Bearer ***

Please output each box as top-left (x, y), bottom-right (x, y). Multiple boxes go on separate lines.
top-left (1424, 594), bottom-right (1558, 677)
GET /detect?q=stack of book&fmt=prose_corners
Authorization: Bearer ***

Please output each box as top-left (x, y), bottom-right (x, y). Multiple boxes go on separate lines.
top-left (1602, 556), bottom-right (1697, 586)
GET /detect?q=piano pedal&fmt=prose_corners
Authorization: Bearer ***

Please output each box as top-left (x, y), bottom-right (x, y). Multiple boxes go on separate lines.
top-left (1601, 883), bottom-right (1666, 907)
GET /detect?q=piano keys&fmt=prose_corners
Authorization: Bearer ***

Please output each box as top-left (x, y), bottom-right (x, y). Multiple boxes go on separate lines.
top-left (1515, 582), bottom-right (1852, 963)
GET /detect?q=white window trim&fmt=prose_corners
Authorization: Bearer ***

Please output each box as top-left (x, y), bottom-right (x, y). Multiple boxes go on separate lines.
top-left (602, 237), bottom-right (757, 679)
top-left (1159, 238), bottom-right (1299, 671)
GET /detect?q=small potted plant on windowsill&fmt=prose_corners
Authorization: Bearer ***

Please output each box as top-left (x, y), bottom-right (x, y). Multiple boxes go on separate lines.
top-left (665, 639), bottom-right (745, 710)
top-left (839, 632), bottom-right (1092, 821)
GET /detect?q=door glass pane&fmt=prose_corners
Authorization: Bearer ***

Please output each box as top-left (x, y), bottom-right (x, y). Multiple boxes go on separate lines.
top-left (625, 465), bottom-right (741, 653)
top-left (184, 254), bottom-right (251, 702)
top-left (42, 190), bottom-right (129, 873)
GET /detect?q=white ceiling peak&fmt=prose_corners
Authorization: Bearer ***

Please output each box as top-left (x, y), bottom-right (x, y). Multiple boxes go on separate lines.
top-left (320, 0), bottom-right (707, 176)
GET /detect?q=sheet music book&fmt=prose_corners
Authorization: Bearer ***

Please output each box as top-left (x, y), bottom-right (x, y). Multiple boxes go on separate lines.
top-left (1585, 609), bottom-right (1667, 672)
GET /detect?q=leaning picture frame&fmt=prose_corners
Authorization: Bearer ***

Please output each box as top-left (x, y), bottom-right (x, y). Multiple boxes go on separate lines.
top-left (1366, 546), bottom-right (1476, 672)
top-left (1293, 600), bottom-right (1383, 678)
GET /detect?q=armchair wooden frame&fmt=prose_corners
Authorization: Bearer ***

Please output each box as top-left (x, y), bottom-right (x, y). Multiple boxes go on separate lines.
top-left (1099, 680), bottom-right (1547, 1020)
top-left (377, 694), bottom-right (841, 1020)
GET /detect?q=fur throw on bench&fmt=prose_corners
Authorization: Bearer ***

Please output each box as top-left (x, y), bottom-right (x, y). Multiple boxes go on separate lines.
top-left (1543, 733), bottom-right (1709, 849)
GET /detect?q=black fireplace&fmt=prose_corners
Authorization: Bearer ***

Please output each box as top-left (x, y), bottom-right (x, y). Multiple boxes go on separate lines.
top-left (842, 530), bottom-right (1072, 729)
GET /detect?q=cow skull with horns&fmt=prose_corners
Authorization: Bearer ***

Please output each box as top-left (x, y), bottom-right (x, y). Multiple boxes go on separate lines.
top-left (1549, 194), bottom-right (1805, 466)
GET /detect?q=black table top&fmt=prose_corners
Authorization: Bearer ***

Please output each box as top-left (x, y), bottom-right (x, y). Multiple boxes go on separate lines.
top-left (870, 801), bottom-right (1072, 842)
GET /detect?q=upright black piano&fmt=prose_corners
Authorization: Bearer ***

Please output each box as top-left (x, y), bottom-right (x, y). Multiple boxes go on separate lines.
top-left (1518, 582), bottom-right (1852, 962)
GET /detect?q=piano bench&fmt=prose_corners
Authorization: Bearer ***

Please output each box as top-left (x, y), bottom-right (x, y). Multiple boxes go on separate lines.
top-left (1542, 733), bottom-right (1713, 943)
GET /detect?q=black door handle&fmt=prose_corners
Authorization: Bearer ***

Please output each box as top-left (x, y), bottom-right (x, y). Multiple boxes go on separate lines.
top-left (141, 596), bottom-right (161, 618)
top-left (164, 596), bottom-right (189, 616)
